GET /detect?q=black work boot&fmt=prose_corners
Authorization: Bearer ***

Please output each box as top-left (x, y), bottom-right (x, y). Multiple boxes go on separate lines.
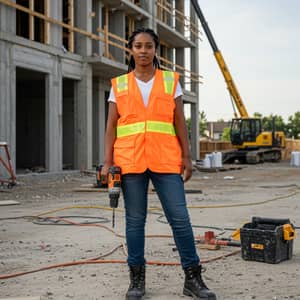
top-left (126, 265), bottom-right (145, 300)
top-left (183, 265), bottom-right (216, 300)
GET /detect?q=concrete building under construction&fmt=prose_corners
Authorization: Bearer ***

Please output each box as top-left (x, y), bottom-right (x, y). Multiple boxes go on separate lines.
top-left (0, 0), bottom-right (201, 173)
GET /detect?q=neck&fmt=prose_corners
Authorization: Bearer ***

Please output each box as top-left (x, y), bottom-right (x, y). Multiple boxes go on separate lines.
top-left (133, 65), bottom-right (156, 82)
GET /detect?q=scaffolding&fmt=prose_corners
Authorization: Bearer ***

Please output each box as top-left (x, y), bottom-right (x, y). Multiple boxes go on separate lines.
top-left (0, 0), bottom-right (202, 85)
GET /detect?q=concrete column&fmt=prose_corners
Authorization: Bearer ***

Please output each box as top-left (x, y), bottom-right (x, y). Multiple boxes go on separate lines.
top-left (0, 1), bottom-right (16, 34)
top-left (190, 2), bottom-right (200, 160)
top-left (92, 1), bottom-right (103, 56)
top-left (92, 77), bottom-right (100, 165)
top-left (92, 78), bottom-right (107, 165)
top-left (75, 0), bottom-right (92, 56)
top-left (109, 11), bottom-right (125, 64)
top-left (176, 47), bottom-right (184, 88)
top-left (50, 0), bottom-right (63, 48)
top-left (142, 0), bottom-right (156, 31)
top-left (45, 58), bottom-right (63, 172)
top-left (0, 41), bottom-right (16, 170)
top-left (74, 63), bottom-right (93, 170)
top-left (190, 103), bottom-right (199, 160)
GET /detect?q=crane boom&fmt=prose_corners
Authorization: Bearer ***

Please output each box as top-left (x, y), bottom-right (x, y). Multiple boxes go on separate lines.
top-left (191, 0), bottom-right (249, 118)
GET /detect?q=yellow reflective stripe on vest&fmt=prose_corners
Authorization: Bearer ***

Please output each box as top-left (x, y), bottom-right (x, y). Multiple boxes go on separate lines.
top-left (117, 122), bottom-right (145, 137)
top-left (116, 74), bottom-right (128, 93)
top-left (162, 71), bottom-right (175, 95)
top-left (146, 121), bottom-right (176, 136)
top-left (117, 121), bottom-right (176, 137)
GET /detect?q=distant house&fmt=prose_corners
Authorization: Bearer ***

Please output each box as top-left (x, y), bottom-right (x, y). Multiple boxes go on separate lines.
top-left (205, 121), bottom-right (231, 140)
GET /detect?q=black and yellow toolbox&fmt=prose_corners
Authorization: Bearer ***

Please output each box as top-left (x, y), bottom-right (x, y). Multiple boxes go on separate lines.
top-left (240, 217), bottom-right (296, 264)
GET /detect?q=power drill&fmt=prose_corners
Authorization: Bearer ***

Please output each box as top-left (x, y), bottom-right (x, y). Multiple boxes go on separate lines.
top-left (108, 165), bottom-right (121, 228)
top-left (95, 165), bottom-right (108, 188)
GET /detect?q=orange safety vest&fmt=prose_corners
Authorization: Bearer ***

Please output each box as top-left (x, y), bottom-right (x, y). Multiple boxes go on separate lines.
top-left (111, 69), bottom-right (182, 174)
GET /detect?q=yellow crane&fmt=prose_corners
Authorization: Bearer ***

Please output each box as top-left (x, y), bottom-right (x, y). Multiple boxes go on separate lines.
top-left (191, 0), bottom-right (286, 163)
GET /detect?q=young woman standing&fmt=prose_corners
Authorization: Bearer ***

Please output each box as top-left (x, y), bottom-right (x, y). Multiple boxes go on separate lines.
top-left (102, 28), bottom-right (216, 300)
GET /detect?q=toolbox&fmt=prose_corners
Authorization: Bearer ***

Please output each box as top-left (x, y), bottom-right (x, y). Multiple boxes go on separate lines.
top-left (240, 217), bottom-right (296, 264)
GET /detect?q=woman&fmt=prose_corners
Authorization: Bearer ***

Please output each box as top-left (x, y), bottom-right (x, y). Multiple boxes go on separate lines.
top-left (102, 28), bottom-right (216, 300)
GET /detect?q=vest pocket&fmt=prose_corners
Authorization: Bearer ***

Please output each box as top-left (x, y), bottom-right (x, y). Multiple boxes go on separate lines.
top-left (154, 97), bottom-right (175, 118)
top-left (114, 137), bottom-right (135, 166)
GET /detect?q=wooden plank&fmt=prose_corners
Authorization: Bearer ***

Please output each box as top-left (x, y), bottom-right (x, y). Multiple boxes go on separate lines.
top-left (0, 297), bottom-right (40, 300)
top-left (29, 0), bottom-right (34, 40)
top-left (0, 200), bottom-right (20, 206)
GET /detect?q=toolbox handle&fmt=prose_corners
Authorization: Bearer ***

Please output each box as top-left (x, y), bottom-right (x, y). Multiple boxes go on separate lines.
top-left (252, 217), bottom-right (290, 226)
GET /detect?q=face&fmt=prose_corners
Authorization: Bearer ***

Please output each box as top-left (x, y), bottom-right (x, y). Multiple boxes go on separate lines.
top-left (130, 33), bottom-right (156, 67)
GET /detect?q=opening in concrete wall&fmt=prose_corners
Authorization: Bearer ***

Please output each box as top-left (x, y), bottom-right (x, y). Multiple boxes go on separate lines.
top-left (63, 78), bottom-right (75, 170)
top-left (16, 0), bottom-right (45, 43)
top-left (16, 67), bottom-right (46, 173)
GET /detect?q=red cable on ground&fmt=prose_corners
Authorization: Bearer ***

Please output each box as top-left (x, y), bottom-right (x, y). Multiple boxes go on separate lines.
top-left (0, 250), bottom-right (241, 280)
top-left (0, 215), bottom-right (241, 280)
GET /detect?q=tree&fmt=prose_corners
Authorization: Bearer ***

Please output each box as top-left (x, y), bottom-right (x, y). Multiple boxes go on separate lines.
top-left (261, 114), bottom-right (286, 132)
top-left (253, 112), bottom-right (285, 132)
top-left (199, 111), bottom-right (208, 136)
top-left (286, 111), bottom-right (300, 139)
top-left (222, 127), bottom-right (231, 141)
top-left (185, 110), bottom-right (208, 138)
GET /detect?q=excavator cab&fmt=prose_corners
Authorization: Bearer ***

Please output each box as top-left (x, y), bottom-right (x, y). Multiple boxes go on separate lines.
top-left (230, 118), bottom-right (262, 147)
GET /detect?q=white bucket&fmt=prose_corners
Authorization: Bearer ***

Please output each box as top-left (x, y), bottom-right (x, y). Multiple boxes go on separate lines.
top-left (203, 154), bottom-right (211, 168)
top-left (291, 151), bottom-right (300, 167)
top-left (213, 152), bottom-right (223, 168)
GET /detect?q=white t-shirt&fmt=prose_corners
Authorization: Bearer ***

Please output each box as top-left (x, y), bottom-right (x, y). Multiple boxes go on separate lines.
top-left (108, 75), bottom-right (183, 107)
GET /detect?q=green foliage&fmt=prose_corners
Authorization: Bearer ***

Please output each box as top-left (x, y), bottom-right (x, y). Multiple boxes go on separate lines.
top-left (221, 127), bottom-right (231, 141)
top-left (189, 110), bottom-right (300, 140)
top-left (199, 111), bottom-right (208, 136)
top-left (261, 114), bottom-right (286, 132)
top-left (185, 110), bottom-right (207, 138)
top-left (286, 111), bottom-right (300, 138)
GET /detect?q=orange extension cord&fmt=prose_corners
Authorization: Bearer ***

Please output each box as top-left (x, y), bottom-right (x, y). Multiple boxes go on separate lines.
top-left (0, 215), bottom-right (241, 280)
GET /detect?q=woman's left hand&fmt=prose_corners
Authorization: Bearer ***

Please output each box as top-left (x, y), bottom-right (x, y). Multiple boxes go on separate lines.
top-left (182, 157), bottom-right (193, 182)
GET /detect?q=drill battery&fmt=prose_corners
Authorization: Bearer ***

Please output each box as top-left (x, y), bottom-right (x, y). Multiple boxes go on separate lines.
top-left (95, 165), bottom-right (108, 188)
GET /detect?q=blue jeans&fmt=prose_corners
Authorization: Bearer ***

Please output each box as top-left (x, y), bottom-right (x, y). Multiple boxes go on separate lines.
top-left (121, 169), bottom-right (200, 268)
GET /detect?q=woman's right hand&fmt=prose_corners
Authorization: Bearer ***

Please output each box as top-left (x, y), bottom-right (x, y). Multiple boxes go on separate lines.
top-left (100, 162), bottom-right (112, 180)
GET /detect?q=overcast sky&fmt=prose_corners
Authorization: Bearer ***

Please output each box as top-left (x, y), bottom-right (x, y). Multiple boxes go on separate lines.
top-left (195, 0), bottom-right (300, 122)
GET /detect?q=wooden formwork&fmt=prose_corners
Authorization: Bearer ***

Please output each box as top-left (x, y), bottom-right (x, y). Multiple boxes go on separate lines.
top-left (199, 140), bottom-right (232, 159)
top-left (282, 139), bottom-right (300, 161)
top-left (200, 139), bottom-right (300, 161)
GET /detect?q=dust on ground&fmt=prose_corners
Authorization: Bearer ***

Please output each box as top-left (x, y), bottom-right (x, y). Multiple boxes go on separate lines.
top-left (0, 162), bottom-right (300, 300)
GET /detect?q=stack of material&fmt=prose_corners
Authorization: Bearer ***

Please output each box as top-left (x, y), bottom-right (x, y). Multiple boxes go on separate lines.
top-left (290, 151), bottom-right (300, 167)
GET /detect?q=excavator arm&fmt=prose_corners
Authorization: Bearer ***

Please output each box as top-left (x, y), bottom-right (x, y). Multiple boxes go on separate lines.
top-left (190, 0), bottom-right (249, 118)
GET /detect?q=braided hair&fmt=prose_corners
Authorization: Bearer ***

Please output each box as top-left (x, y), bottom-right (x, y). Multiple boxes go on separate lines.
top-left (127, 28), bottom-right (161, 73)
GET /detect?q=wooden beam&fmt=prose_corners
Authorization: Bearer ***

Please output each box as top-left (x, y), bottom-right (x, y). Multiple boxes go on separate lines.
top-left (104, 6), bottom-right (109, 58)
top-left (29, 0), bottom-right (34, 40)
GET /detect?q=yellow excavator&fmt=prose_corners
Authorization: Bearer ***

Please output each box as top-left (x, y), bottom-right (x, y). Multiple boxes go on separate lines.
top-left (191, 0), bottom-right (286, 163)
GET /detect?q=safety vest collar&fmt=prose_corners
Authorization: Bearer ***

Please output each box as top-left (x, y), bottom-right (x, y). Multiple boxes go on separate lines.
top-left (114, 70), bottom-right (176, 96)
top-left (116, 120), bottom-right (176, 138)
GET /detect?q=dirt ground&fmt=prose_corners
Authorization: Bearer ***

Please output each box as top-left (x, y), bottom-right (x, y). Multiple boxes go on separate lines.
top-left (0, 161), bottom-right (300, 300)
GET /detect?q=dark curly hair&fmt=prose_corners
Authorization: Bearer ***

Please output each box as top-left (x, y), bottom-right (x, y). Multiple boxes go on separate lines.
top-left (127, 28), bottom-right (161, 72)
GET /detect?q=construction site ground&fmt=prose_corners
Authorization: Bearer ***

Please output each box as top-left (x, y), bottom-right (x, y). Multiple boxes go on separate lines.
top-left (0, 161), bottom-right (299, 300)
